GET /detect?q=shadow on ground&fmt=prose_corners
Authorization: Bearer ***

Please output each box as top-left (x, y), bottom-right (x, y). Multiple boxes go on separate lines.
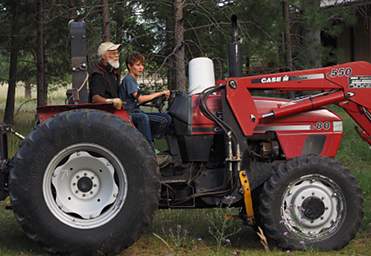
top-left (0, 203), bottom-right (46, 255)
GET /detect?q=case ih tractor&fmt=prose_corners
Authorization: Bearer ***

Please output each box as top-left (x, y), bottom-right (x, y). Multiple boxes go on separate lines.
top-left (0, 17), bottom-right (370, 255)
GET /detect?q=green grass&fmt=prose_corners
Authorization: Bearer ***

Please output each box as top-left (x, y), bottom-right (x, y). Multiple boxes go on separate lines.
top-left (0, 99), bottom-right (370, 256)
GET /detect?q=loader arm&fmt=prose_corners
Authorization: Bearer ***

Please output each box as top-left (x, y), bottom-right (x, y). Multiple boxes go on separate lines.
top-left (224, 61), bottom-right (371, 144)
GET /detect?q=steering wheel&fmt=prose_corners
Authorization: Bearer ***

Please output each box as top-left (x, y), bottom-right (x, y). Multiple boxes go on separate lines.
top-left (140, 94), bottom-right (168, 112)
top-left (140, 90), bottom-right (181, 112)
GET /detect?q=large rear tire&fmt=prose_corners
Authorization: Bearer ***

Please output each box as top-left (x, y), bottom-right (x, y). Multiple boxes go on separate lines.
top-left (258, 155), bottom-right (363, 250)
top-left (9, 109), bottom-right (160, 255)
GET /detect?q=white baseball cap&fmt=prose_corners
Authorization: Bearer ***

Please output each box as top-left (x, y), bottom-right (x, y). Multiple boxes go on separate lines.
top-left (97, 42), bottom-right (121, 57)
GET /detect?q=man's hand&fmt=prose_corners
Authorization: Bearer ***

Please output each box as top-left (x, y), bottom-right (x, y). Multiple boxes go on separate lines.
top-left (106, 98), bottom-right (123, 110)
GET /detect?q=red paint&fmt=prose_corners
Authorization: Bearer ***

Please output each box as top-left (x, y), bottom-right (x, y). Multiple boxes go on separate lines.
top-left (272, 91), bottom-right (345, 118)
top-left (276, 132), bottom-right (343, 159)
top-left (191, 94), bottom-right (221, 135)
top-left (37, 103), bottom-right (132, 125)
top-left (222, 61), bottom-right (371, 144)
top-left (339, 101), bottom-right (371, 144)
top-left (275, 133), bottom-right (307, 159)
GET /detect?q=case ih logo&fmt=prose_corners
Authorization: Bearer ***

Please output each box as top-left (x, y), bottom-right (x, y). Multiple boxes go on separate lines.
top-left (251, 74), bottom-right (325, 84)
top-left (252, 75), bottom-right (289, 84)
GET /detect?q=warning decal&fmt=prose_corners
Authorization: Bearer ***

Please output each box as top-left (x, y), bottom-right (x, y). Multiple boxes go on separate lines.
top-left (349, 76), bottom-right (371, 89)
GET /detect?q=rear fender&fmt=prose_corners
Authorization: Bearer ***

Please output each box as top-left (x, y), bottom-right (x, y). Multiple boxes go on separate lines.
top-left (37, 103), bottom-right (132, 124)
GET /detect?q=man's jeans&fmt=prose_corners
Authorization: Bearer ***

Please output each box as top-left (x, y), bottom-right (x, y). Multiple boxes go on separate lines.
top-left (130, 110), bottom-right (172, 149)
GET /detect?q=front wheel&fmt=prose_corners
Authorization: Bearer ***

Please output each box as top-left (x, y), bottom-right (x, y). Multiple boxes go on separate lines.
top-left (9, 109), bottom-right (160, 255)
top-left (258, 155), bottom-right (363, 250)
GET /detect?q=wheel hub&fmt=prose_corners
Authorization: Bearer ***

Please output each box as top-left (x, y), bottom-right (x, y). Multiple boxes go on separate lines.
top-left (302, 196), bottom-right (325, 220)
top-left (77, 176), bottom-right (93, 193)
top-left (71, 170), bottom-right (100, 200)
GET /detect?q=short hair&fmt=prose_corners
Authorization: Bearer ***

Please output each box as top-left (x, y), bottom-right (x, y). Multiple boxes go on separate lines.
top-left (126, 52), bottom-right (145, 70)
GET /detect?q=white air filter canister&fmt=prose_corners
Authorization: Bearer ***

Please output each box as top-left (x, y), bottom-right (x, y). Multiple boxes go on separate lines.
top-left (188, 57), bottom-right (215, 95)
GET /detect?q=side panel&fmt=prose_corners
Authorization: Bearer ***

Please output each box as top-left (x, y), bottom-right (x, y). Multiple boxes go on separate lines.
top-left (276, 132), bottom-right (343, 159)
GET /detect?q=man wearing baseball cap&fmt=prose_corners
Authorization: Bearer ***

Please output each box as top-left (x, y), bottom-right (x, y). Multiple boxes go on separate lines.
top-left (89, 41), bottom-right (123, 109)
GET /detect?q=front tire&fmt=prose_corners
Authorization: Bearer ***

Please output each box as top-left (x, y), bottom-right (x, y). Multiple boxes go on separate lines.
top-left (258, 155), bottom-right (363, 250)
top-left (9, 109), bottom-right (160, 255)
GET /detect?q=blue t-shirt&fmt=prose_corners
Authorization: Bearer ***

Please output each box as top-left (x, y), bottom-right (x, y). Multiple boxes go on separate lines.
top-left (119, 74), bottom-right (140, 112)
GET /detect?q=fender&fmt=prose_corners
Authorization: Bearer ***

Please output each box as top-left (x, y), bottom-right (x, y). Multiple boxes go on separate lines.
top-left (37, 103), bottom-right (132, 124)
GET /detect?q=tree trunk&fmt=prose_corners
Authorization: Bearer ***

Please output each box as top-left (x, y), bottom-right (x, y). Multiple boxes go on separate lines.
top-left (24, 82), bottom-right (32, 99)
top-left (114, 1), bottom-right (125, 43)
top-left (302, 0), bottom-right (322, 68)
top-left (174, 0), bottom-right (186, 91)
top-left (166, 16), bottom-right (176, 90)
top-left (102, 0), bottom-right (111, 41)
top-left (4, 2), bottom-right (19, 124)
top-left (69, 0), bottom-right (77, 19)
top-left (282, 0), bottom-right (293, 71)
top-left (36, 0), bottom-right (47, 107)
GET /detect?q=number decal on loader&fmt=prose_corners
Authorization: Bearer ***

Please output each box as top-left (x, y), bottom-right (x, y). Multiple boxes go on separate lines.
top-left (329, 68), bottom-right (352, 77)
top-left (314, 121), bottom-right (331, 130)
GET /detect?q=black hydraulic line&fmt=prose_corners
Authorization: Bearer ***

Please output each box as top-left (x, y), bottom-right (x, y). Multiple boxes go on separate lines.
top-left (199, 85), bottom-right (242, 196)
top-left (199, 85), bottom-right (234, 138)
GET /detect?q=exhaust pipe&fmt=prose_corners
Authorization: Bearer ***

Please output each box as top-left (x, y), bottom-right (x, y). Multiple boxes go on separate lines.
top-left (68, 20), bottom-right (89, 104)
top-left (228, 15), bottom-right (242, 77)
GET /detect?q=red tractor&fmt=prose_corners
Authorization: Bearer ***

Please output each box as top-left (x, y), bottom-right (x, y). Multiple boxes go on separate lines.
top-left (0, 17), bottom-right (370, 255)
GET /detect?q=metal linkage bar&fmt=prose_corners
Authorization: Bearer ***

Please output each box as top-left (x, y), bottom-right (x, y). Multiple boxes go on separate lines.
top-left (239, 170), bottom-right (255, 225)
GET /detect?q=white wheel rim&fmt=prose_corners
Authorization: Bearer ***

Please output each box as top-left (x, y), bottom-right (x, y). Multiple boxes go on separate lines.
top-left (43, 143), bottom-right (128, 229)
top-left (281, 174), bottom-right (345, 240)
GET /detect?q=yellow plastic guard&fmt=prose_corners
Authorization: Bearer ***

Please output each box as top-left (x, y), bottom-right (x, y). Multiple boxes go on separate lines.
top-left (239, 170), bottom-right (255, 225)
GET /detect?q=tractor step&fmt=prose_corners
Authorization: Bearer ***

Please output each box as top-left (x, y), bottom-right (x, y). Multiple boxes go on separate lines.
top-left (160, 175), bottom-right (188, 184)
